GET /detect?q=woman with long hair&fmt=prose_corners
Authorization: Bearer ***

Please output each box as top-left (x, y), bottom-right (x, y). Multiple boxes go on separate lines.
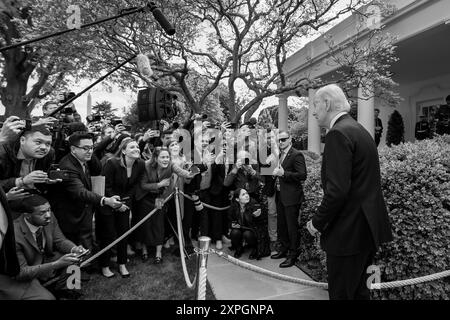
top-left (97, 138), bottom-right (145, 278)
top-left (228, 188), bottom-right (271, 259)
top-left (135, 147), bottom-right (195, 264)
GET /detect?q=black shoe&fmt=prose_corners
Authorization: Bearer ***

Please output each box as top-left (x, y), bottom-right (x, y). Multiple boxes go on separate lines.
top-left (141, 253), bottom-right (149, 262)
top-left (279, 257), bottom-right (297, 268)
top-left (154, 256), bottom-right (163, 264)
top-left (257, 252), bottom-right (271, 260)
top-left (249, 249), bottom-right (257, 260)
top-left (234, 247), bottom-right (243, 259)
top-left (271, 251), bottom-right (287, 259)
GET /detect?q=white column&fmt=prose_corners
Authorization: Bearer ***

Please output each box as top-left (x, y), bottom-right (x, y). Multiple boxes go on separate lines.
top-left (278, 94), bottom-right (288, 131)
top-left (357, 84), bottom-right (375, 138)
top-left (308, 88), bottom-right (321, 155)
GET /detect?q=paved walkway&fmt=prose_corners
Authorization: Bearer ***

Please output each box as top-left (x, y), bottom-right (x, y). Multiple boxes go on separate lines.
top-left (206, 244), bottom-right (329, 300)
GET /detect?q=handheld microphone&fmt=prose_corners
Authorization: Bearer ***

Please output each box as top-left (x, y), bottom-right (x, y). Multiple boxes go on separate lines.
top-left (148, 2), bottom-right (175, 35)
top-left (136, 53), bottom-right (153, 79)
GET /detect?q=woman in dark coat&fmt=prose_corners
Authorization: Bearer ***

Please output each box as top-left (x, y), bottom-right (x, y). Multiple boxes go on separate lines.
top-left (135, 147), bottom-right (194, 264)
top-left (97, 138), bottom-right (145, 278)
top-left (228, 188), bottom-right (271, 260)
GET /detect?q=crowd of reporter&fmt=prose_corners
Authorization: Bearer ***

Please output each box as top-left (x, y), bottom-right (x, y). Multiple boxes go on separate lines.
top-left (0, 103), bottom-right (302, 300)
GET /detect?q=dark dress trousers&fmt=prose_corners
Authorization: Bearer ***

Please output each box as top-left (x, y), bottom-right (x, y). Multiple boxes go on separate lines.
top-left (275, 147), bottom-right (307, 258)
top-left (97, 157), bottom-right (145, 266)
top-left (312, 114), bottom-right (393, 300)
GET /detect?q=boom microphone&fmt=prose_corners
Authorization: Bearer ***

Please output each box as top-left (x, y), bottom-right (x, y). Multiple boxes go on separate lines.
top-left (136, 53), bottom-right (153, 79)
top-left (149, 2), bottom-right (175, 35)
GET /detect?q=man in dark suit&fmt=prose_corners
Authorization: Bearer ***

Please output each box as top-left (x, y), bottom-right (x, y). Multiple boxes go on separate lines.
top-left (307, 84), bottom-right (393, 300)
top-left (374, 108), bottom-right (383, 147)
top-left (270, 130), bottom-right (307, 268)
top-left (0, 194), bottom-right (86, 299)
top-left (48, 132), bottom-right (122, 253)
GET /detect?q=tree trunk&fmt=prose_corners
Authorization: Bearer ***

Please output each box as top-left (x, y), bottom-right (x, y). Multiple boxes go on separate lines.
top-left (228, 101), bottom-right (237, 123)
top-left (244, 101), bottom-right (262, 122)
top-left (2, 78), bottom-right (29, 118)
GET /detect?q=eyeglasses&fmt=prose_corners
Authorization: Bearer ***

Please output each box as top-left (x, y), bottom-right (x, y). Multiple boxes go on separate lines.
top-left (278, 137), bottom-right (289, 143)
top-left (73, 145), bottom-right (94, 152)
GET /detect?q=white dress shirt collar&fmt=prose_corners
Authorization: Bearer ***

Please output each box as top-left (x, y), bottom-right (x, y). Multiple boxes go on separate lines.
top-left (330, 112), bottom-right (348, 129)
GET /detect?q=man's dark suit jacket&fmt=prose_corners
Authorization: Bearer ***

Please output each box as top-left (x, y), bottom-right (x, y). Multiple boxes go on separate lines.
top-left (49, 153), bottom-right (103, 233)
top-left (13, 213), bottom-right (75, 282)
top-left (0, 213), bottom-right (75, 299)
top-left (0, 189), bottom-right (19, 277)
top-left (312, 114), bottom-right (393, 256)
top-left (276, 147), bottom-right (307, 207)
top-left (0, 140), bottom-right (55, 192)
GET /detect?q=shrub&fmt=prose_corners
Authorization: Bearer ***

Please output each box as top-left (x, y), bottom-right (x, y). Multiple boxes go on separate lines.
top-left (386, 110), bottom-right (405, 146)
top-left (299, 135), bottom-right (450, 299)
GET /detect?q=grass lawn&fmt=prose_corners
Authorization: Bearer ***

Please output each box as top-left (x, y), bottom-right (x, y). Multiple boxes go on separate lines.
top-left (79, 247), bottom-right (216, 300)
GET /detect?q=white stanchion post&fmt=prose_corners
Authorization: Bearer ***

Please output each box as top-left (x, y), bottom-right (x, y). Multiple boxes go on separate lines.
top-left (196, 236), bottom-right (211, 300)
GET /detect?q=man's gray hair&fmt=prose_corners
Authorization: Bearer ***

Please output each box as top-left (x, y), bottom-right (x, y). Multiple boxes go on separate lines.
top-left (316, 84), bottom-right (351, 113)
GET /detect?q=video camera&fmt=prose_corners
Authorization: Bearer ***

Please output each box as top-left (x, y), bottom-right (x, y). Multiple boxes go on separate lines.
top-left (137, 87), bottom-right (178, 122)
top-left (86, 115), bottom-right (102, 123)
top-left (110, 118), bottom-right (132, 131)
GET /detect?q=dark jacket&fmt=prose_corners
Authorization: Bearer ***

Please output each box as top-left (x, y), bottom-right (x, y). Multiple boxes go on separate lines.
top-left (312, 114), bottom-right (393, 256)
top-left (0, 140), bottom-right (55, 192)
top-left (49, 153), bottom-right (102, 232)
top-left (13, 213), bottom-right (75, 281)
top-left (136, 161), bottom-right (191, 202)
top-left (228, 198), bottom-right (271, 257)
top-left (209, 163), bottom-right (231, 196)
top-left (228, 199), bottom-right (266, 231)
top-left (224, 164), bottom-right (261, 196)
top-left (0, 189), bottom-right (19, 277)
top-left (101, 156), bottom-right (145, 214)
top-left (275, 147), bottom-right (307, 206)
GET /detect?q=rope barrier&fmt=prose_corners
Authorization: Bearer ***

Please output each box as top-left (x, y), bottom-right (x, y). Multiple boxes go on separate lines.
top-left (80, 192), bottom-right (175, 268)
top-left (174, 189), bottom-right (197, 289)
top-left (180, 191), bottom-right (230, 211)
top-left (210, 249), bottom-right (328, 289)
top-left (371, 270), bottom-right (450, 290)
top-left (210, 249), bottom-right (450, 290)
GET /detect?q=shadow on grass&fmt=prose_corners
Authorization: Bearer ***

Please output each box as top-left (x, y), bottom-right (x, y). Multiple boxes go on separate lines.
top-left (80, 248), bottom-right (216, 300)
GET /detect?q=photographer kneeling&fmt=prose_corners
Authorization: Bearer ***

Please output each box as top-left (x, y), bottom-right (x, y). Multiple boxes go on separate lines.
top-left (228, 188), bottom-right (271, 260)
top-left (0, 194), bottom-right (87, 300)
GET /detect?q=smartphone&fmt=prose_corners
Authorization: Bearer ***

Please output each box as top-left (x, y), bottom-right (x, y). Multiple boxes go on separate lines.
top-left (189, 165), bottom-right (200, 175)
top-left (75, 249), bottom-right (90, 259)
top-left (25, 119), bottom-right (32, 131)
top-left (48, 170), bottom-right (70, 181)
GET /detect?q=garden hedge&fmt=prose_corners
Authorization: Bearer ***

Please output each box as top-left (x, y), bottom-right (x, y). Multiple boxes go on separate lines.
top-left (299, 135), bottom-right (450, 299)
